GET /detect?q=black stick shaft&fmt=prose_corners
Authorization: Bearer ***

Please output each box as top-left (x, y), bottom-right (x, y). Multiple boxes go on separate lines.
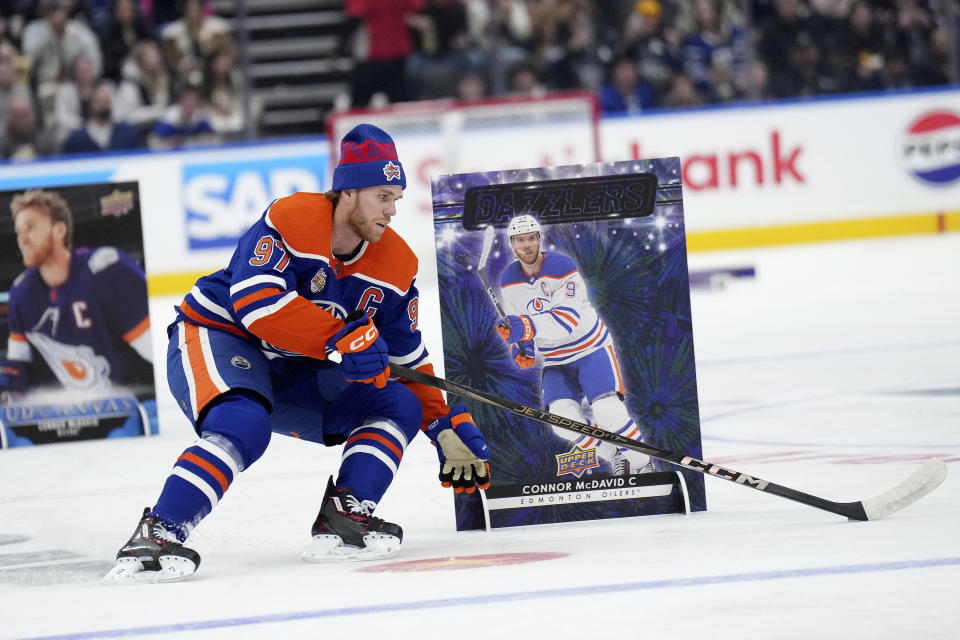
top-left (477, 266), bottom-right (507, 320)
top-left (392, 364), bottom-right (868, 520)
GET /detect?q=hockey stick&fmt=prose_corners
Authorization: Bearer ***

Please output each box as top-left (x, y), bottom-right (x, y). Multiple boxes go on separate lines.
top-left (476, 226), bottom-right (534, 361)
top-left (477, 225), bottom-right (537, 364)
top-left (393, 364), bottom-right (947, 521)
top-left (477, 225), bottom-right (508, 320)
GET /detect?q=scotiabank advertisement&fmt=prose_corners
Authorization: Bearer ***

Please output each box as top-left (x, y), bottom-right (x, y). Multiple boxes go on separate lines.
top-left (599, 88), bottom-right (960, 231)
top-left (0, 88), bottom-right (956, 292)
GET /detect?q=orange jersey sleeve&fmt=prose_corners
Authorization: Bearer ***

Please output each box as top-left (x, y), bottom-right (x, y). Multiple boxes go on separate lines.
top-left (400, 362), bottom-right (450, 430)
top-left (242, 294), bottom-right (342, 359)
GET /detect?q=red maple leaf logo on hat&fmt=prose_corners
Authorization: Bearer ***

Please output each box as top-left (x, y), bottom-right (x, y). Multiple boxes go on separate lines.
top-left (383, 161), bottom-right (402, 181)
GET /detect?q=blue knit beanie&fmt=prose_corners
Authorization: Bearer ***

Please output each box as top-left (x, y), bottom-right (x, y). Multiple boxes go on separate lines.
top-left (331, 124), bottom-right (406, 191)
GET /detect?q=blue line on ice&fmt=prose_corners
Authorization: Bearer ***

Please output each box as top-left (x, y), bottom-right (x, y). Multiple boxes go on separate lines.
top-left (21, 556), bottom-right (960, 640)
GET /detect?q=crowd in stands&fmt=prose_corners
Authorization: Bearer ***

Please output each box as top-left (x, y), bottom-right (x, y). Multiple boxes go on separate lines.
top-left (341, 0), bottom-right (955, 111)
top-left (0, 0), bottom-right (244, 160)
top-left (0, 0), bottom-right (957, 161)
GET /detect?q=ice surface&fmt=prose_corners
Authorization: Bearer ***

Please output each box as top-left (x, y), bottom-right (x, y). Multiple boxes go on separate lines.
top-left (1, 234), bottom-right (957, 640)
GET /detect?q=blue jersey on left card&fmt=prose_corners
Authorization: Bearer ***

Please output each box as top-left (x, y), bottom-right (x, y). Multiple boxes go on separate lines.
top-left (4, 247), bottom-right (153, 391)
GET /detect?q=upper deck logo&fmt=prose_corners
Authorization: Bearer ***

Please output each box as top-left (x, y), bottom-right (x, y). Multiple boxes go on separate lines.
top-left (899, 110), bottom-right (960, 186)
top-left (556, 444), bottom-right (599, 478)
top-left (99, 189), bottom-right (135, 217)
top-left (383, 161), bottom-right (402, 182)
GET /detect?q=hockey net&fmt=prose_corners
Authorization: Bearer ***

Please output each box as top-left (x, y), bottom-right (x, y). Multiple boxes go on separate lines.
top-left (326, 92), bottom-right (600, 218)
top-left (327, 93), bottom-right (599, 379)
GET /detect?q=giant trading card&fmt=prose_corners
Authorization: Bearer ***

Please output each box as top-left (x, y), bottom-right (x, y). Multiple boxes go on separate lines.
top-left (0, 182), bottom-right (158, 448)
top-left (431, 158), bottom-right (705, 529)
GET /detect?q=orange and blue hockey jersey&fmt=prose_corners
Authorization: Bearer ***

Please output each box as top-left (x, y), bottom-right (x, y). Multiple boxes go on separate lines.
top-left (174, 192), bottom-right (448, 425)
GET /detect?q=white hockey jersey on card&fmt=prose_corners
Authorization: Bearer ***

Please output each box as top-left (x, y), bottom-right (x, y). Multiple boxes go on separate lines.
top-left (500, 252), bottom-right (612, 366)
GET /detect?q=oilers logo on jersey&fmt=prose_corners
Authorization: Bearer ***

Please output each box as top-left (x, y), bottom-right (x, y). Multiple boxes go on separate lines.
top-left (27, 332), bottom-right (112, 389)
top-left (529, 297), bottom-right (549, 313)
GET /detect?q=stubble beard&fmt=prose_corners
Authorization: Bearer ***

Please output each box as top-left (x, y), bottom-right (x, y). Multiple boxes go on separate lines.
top-left (347, 200), bottom-right (385, 244)
top-left (517, 245), bottom-right (541, 267)
top-left (20, 234), bottom-right (53, 268)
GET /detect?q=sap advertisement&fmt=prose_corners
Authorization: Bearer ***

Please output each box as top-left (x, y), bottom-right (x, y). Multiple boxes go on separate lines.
top-left (182, 154), bottom-right (324, 250)
top-left (0, 88), bottom-right (955, 293)
top-left (0, 141), bottom-right (329, 279)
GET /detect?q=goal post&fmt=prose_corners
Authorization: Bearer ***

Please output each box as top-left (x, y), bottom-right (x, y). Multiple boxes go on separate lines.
top-left (326, 91), bottom-right (601, 222)
top-left (326, 92), bottom-right (601, 380)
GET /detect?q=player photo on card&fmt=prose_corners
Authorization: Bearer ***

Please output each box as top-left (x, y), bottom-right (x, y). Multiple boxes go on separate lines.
top-left (0, 182), bottom-right (157, 448)
top-left (432, 158), bottom-right (705, 530)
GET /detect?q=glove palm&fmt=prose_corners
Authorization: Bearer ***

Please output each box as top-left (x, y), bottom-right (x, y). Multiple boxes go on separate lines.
top-left (425, 404), bottom-right (491, 493)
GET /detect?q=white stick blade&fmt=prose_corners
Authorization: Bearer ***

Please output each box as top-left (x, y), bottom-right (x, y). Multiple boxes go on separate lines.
top-left (861, 459), bottom-right (948, 521)
top-left (478, 224), bottom-right (496, 269)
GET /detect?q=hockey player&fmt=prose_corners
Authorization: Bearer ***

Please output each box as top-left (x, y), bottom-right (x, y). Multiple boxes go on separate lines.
top-left (496, 215), bottom-right (654, 475)
top-left (0, 189), bottom-right (153, 394)
top-left (106, 124), bottom-right (490, 582)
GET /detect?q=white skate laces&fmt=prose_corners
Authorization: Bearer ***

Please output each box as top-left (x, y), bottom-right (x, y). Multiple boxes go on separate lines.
top-left (344, 495), bottom-right (377, 516)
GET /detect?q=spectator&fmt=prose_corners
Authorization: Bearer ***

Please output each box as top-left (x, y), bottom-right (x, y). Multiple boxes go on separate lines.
top-left (407, 0), bottom-right (485, 99)
top-left (507, 60), bottom-right (546, 96)
top-left (204, 47), bottom-right (253, 139)
top-left (466, 0), bottom-right (531, 52)
top-left (160, 0), bottom-right (231, 76)
top-left (465, 0), bottom-right (532, 89)
top-left (803, 0), bottom-right (853, 75)
top-left (98, 0), bottom-right (151, 81)
top-left (0, 40), bottom-right (31, 126)
top-left (680, 0), bottom-right (749, 97)
top-left (52, 54), bottom-right (98, 144)
top-left (779, 29), bottom-right (843, 97)
top-left (543, 1), bottom-right (606, 91)
top-left (144, 0), bottom-right (183, 30)
top-left (839, 1), bottom-right (888, 92)
top-left (21, 0), bottom-right (102, 120)
top-left (1, 94), bottom-right (58, 160)
top-left (597, 55), bottom-right (656, 113)
top-left (922, 26), bottom-right (952, 87)
top-left (743, 58), bottom-right (777, 101)
top-left (419, 0), bottom-right (474, 60)
top-left (757, 0), bottom-right (815, 77)
top-left (660, 72), bottom-right (703, 109)
top-left (62, 80), bottom-right (141, 153)
top-left (622, 0), bottom-right (682, 95)
top-left (147, 81), bottom-right (218, 150)
top-left (456, 68), bottom-right (487, 102)
top-left (83, 0), bottom-right (117, 34)
top-left (343, 0), bottom-right (423, 106)
top-left (114, 39), bottom-right (170, 135)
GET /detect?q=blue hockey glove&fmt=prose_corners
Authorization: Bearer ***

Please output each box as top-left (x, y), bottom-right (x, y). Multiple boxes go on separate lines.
top-left (496, 315), bottom-right (535, 344)
top-left (510, 340), bottom-right (536, 369)
top-left (424, 404), bottom-right (491, 493)
top-left (327, 310), bottom-right (389, 388)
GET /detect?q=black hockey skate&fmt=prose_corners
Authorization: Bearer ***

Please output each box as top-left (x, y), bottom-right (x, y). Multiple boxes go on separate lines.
top-left (104, 508), bottom-right (200, 584)
top-left (302, 477), bottom-right (403, 563)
